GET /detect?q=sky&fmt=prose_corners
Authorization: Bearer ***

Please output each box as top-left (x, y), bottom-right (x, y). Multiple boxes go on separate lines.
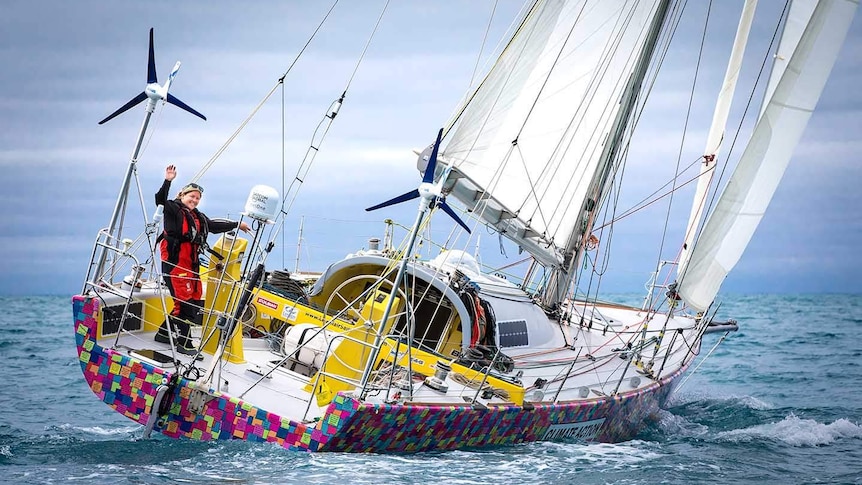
top-left (0, 1), bottom-right (859, 297)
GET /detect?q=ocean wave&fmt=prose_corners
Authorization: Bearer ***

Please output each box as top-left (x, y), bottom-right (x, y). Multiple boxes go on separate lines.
top-left (214, 440), bottom-right (666, 484)
top-left (653, 409), bottom-right (710, 439)
top-left (716, 414), bottom-right (862, 446)
top-left (669, 389), bottom-right (774, 410)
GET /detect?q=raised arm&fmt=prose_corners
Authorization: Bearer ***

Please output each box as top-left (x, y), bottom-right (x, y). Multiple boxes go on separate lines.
top-left (155, 164), bottom-right (177, 206)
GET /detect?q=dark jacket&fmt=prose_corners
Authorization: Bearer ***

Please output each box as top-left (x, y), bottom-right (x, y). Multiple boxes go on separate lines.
top-left (155, 179), bottom-right (239, 265)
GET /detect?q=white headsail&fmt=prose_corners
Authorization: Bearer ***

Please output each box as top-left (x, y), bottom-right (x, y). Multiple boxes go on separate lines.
top-left (760, 1), bottom-right (819, 118)
top-left (678, 0), bottom-right (857, 311)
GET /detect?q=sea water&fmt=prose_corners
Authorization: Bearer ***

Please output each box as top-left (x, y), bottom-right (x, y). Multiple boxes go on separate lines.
top-left (0, 294), bottom-right (860, 484)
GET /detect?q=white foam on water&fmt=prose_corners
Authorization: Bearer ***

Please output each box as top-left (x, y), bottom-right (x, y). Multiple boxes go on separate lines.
top-left (53, 422), bottom-right (140, 436)
top-left (656, 409), bottom-right (710, 438)
top-left (717, 414), bottom-right (862, 446)
top-left (67, 473), bottom-right (102, 481)
top-left (540, 439), bottom-right (664, 468)
top-left (0, 445), bottom-right (11, 457)
top-left (274, 440), bottom-right (666, 483)
top-left (734, 395), bottom-right (773, 410)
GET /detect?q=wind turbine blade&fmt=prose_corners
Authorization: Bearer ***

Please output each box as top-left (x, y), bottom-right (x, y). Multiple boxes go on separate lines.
top-left (166, 94), bottom-right (207, 121)
top-left (422, 128), bottom-right (444, 185)
top-left (98, 92), bottom-right (147, 125)
top-left (438, 199), bottom-right (471, 234)
top-left (147, 28), bottom-right (157, 84)
top-left (168, 61), bottom-right (181, 83)
top-left (366, 189), bottom-right (421, 212)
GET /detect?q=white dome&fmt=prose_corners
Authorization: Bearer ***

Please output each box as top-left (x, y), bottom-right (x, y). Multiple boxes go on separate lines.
top-left (243, 185), bottom-right (280, 222)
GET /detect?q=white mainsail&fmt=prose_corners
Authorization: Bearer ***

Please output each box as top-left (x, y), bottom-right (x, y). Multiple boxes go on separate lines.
top-left (441, 0), bottom-right (662, 268)
top-left (678, 0), bottom-right (857, 311)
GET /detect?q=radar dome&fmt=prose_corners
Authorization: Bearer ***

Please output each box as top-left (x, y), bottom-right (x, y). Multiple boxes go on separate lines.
top-left (243, 185), bottom-right (280, 223)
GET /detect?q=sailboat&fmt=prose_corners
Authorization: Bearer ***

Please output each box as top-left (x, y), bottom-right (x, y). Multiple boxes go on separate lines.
top-left (72, 0), bottom-right (856, 452)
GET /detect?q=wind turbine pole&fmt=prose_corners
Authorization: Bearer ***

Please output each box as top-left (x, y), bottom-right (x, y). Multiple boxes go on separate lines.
top-left (356, 197), bottom-right (430, 399)
top-left (90, 28), bottom-right (205, 285)
top-left (94, 99), bottom-right (158, 283)
top-left (357, 128), bottom-right (460, 400)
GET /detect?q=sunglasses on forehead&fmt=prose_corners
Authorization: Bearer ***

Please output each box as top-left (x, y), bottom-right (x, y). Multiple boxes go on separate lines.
top-left (181, 183), bottom-right (204, 195)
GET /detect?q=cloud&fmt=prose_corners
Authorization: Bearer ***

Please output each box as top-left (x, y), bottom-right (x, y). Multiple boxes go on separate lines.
top-left (0, 1), bottom-right (859, 298)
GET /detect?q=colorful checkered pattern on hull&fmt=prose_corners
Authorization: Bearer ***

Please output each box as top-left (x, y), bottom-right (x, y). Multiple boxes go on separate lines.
top-left (73, 295), bottom-right (687, 453)
top-left (73, 296), bottom-right (359, 451)
top-left (318, 377), bottom-right (678, 452)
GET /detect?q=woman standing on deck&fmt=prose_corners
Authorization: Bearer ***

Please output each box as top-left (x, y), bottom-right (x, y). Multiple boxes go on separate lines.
top-left (154, 164), bottom-right (250, 354)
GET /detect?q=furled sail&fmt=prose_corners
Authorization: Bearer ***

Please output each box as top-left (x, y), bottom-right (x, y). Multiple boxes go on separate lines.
top-left (678, 0), bottom-right (857, 311)
top-left (440, 0), bottom-right (663, 268)
top-left (677, 0), bottom-right (758, 278)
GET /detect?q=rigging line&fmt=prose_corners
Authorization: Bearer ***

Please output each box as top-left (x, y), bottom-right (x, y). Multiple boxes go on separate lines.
top-left (442, 0), bottom-right (540, 136)
top-left (490, 255), bottom-right (532, 273)
top-left (674, 328), bottom-right (728, 393)
top-left (512, 143), bottom-right (552, 235)
top-left (575, 167), bottom-right (621, 300)
top-left (568, 1), bottom-right (672, 298)
top-left (507, 0), bottom-right (589, 217)
top-left (442, 0), bottom-right (551, 191)
top-left (632, 0), bottom-right (688, 128)
top-left (278, 106), bottom-right (337, 216)
top-left (342, 0), bottom-right (391, 92)
top-left (572, 4), bottom-right (690, 306)
top-left (271, 0), bottom-right (392, 250)
top-left (583, 133), bottom-right (638, 292)
top-left (519, 4), bottom-right (647, 227)
top-left (644, 0), bottom-right (712, 315)
top-left (277, 1), bottom-right (341, 83)
top-left (445, 3), bottom-right (581, 255)
top-left (592, 160), bottom-right (705, 232)
top-left (189, 0), bottom-right (340, 182)
top-left (530, 2), bottom-right (645, 224)
top-left (468, 0), bottom-right (499, 90)
top-left (573, 3), bottom-right (685, 297)
top-left (680, 0), bottom-right (790, 287)
top-left (600, 154), bottom-right (703, 225)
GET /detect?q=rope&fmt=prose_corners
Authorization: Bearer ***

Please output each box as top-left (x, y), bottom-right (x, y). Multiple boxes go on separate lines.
top-left (673, 329), bottom-right (729, 393)
top-left (266, 0), bottom-right (393, 268)
top-left (189, 0), bottom-right (341, 183)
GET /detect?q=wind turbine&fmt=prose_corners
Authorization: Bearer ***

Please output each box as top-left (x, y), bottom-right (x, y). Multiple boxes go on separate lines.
top-left (365, 128), bottom-right (470, 234)
top-left (93, 28), bottom-right (206, 283)
top-left (98, 28), bottom-right (206, 125)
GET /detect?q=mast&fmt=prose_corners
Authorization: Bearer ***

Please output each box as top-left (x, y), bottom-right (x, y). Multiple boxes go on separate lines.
top-left (543, 0), bottom-right (673, 307)
top-left (677, 0), bottom-right (758, 278)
